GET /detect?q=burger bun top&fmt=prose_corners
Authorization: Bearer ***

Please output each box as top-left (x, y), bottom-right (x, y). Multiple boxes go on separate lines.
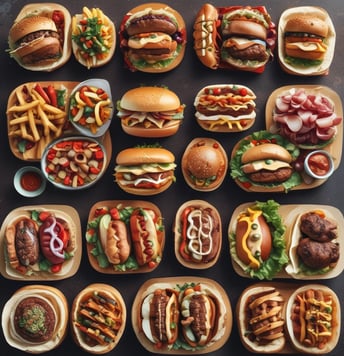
top-left (241, 143), bottom-right (292, 164)
top-left (224, 20), bottom-right (267, 41)
top-left (120, 87), bottom-right (181, 112)
top-left (116, 147), bottom-right (175, 165)
top-left (284, 15), bottom-right (328, 37)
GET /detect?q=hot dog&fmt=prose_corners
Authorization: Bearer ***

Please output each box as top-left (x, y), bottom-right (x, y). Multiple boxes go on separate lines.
top-left (140, 288), bottom-right (179, 347)
top-left (174, 200), bottom-right (221, 267)
top-left (229, 200), bottom-right (288, 280)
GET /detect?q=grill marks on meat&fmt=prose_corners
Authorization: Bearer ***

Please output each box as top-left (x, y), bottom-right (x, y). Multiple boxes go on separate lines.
top-left (15, 218), bottom-right (39, 266)
top-left (297, 212), bottom-right (339, 270)
top-left (151, 290), bottom-right (169, 342)
top-left (300, 212), bottom-right (337, 242)
top-left (188, 294), bottom-right (208, 341)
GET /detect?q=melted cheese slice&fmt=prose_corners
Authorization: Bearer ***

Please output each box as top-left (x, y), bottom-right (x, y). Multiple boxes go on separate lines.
top-left (285, 41), bottom-right (327, 53)
top-left (242, 159), bottom-right (291, 174)
top-left (128, 33), bottom-right (172, 49)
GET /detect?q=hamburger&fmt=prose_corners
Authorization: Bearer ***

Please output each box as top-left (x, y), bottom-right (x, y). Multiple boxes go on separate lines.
top-left (220, 6), bottom-right (275, 71)
top-left (8, 4), bottom-right (71, 71)
top-left (71, 283), bottom-right (126, 354)
top-left (284, 15), bottom-right (328, 66)
top-left (285, 285), bottom-right (340, 354)
top-left (1, 285), bottom-right (68, 353)
top-left (139, 288), bottom-right (180, 347)
top-left (119, 3), bottom-right (187, 72)
top-left (181, 138), bottom-right (228, 191)
top-left (117, 86), bottom-right (185, 137)
top-left (229, 200), bottom-right (288, 280)
top-left (278, 6), bottom-right (336, 76)
top-left (237, 285), bottom-right (286, 353)
top-left (114, 145), bottom-right (176, 195)
top-left (173, 200), bottom-right (222, 268)
top-left (230, 130), bottom-right (302, 192)
top-left (194, 84), bottom-right (256, 132)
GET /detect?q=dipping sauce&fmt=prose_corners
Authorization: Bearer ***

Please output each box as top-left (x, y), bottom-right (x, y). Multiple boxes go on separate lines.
top-left (20, 171), bottom-right (42, 191)
top-left (307, 152), bottom-right (331, 176)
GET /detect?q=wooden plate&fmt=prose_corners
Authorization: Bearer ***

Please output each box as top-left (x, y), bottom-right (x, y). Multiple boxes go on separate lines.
top-left (85, 200), bottom-right (165, 274)
top-left (0, 205), bottom-right (81, 280)
top-left (236, 282), bottom-right (340, 353)
top-left (228, 202), bottom-right (344, 279)
top-left (277, 6), bottom-right (336, 76)
top-left (131, 276), bottom-right (232, 354)
top-left (6, 81), bottom-right (112, 161)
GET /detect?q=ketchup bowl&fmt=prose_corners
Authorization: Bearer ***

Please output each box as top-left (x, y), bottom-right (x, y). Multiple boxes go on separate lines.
top-left (41, 136), bottom-right (107, 190)
top-left (304, 150), bottom-right (334, 180)
top-left (14, 166), bottom-right (46, 197)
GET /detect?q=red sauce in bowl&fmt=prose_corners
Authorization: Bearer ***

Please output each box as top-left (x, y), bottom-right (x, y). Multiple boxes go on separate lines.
top-left (20, 171), bottom-right (42, 191)
top-left (307, 152), bottom-right (331, 176)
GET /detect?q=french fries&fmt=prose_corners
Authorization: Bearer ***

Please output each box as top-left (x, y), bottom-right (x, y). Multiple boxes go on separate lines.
top-left (7, 83), bottom-right (67, 160)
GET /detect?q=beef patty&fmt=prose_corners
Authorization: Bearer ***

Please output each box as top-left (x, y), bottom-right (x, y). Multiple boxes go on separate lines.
top-left (14, 296), bottom-right (56, 342)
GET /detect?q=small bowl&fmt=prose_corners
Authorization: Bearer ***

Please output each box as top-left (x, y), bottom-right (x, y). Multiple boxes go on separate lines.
top-left (304, 150), bottom-right (334, 180)
top-left (13, 166), bottom-right (46, 197)
top-left (41, 136), bottom-right (107, 190)
top-left (69, 78), bottom-right (113, 137)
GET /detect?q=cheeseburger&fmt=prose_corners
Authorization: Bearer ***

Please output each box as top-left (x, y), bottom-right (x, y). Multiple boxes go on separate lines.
top-left (114, 146), bottom-right (176, 195)
top-left (194, 84), bottom-right (256, 132)
top-left (284, 15), bottom-right (328, 66)
top-left (8, 4), bottom-right (71, 71)
top-left (182, 138), bottom-right (228, 191)
top-left (117, 86), bottom-right (185, 137)
top-left (119, 3), bottom-right (187, 72)
top-left (220, 6), bottom-right (274, 71)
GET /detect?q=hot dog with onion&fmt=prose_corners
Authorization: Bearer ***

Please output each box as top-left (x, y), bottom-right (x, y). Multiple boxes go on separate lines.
top-left (229, 200), bottom-right (288, 280)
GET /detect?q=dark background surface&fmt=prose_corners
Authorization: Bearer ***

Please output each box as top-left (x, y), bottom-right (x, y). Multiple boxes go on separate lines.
top-left (0, 0), bottom-right (343, 355)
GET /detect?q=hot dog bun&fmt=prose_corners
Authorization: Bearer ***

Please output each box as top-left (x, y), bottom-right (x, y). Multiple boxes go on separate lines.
top-left (193, 3), bottom-right (220, 69)
top-left (181, 138), bottom-right (228, 191)
top-left (8, 3), bottom-right (71, 71)
top-left (173, 200), bottom-right (222, 269)
top-left (114, 146), bottom-right (176, 195)
top-left (1, 285), bottom-right (68, 353)
top-left (117, 86), bottom-right (184, 137)
top-left (237, 285), bottom-right (286, 353)
top-left (194, 84), bottom-right (256, 132)
top-left (70, 283), bottom-right (126, 354)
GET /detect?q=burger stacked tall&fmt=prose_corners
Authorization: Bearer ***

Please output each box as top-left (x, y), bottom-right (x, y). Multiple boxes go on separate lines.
top-left (220, 6), bottom-right (274, 71)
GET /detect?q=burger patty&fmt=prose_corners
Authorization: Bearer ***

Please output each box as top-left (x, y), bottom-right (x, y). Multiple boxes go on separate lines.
top-left (16, 30), bottom-right (59, 46)
top-left (14, 296), bottom-right (56, 342)
top-left (224, 43), bottom-right (269, 62)
top-left (126, 15), bottom-right (177, 36)
top-left (248, 167), bottom-right (293, 183)
top-left (300, 212), bottom-right (337, 242)
top-left (297, 237), bottom-right (339, 269)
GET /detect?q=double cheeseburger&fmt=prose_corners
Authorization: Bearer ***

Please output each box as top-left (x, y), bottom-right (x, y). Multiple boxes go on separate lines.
top-left (114, 146), bottom-right (176, 195)
top-left (1, 285), bottom-right (68, 353)
top-left (194, 84), bottom-right (256, 132)
top-left (8, 4), bottom-right (71, 71)
top-left (229, 200), bottom-right (288, 280)
top-left (230, 131), bottom-right (301, 192)
top-left (220, 6), bottom-right (275, 71)
top-left (119, 3), bottom-right (187, 72)
top-left (117, 86), bottom-right (185, 137)
top-left (182, 138), bottom-right (228, 191)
